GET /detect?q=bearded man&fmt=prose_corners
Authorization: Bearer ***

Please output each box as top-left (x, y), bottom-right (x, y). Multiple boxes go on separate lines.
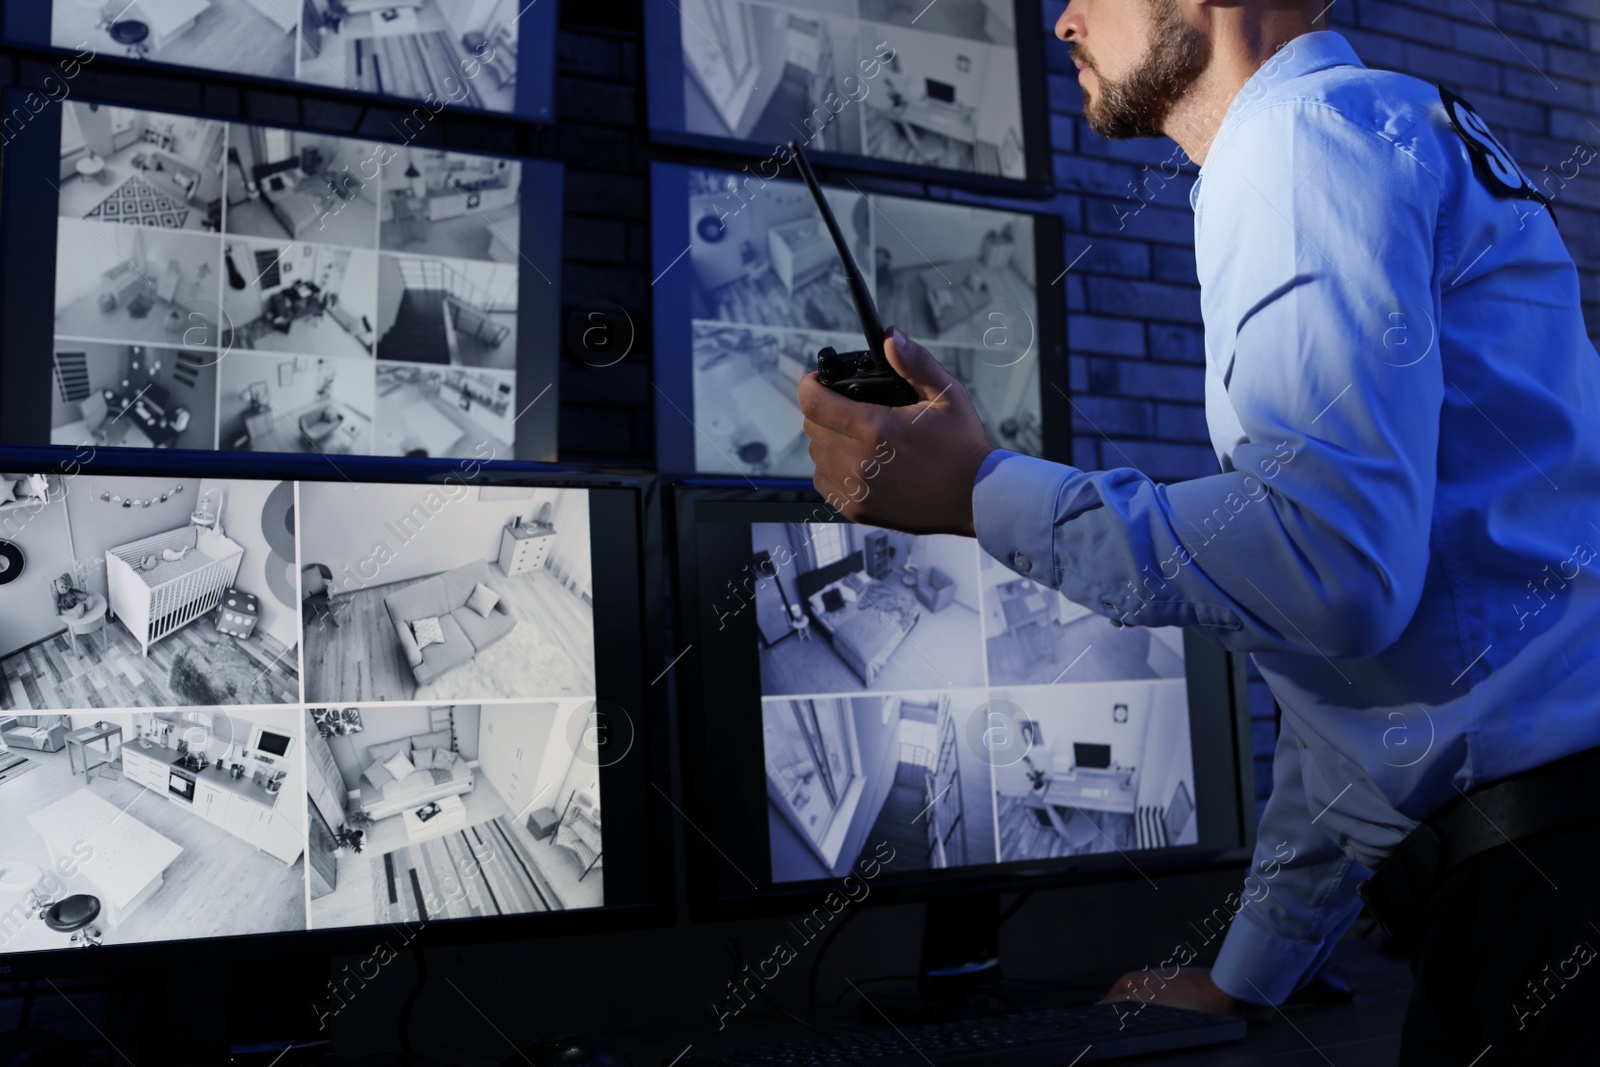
top-left (798, 3), bottom-right (1600, 1063)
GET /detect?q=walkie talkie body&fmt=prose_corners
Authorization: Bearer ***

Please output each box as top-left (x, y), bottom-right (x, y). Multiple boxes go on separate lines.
top-left (788, 142), bottom-right (917, 407)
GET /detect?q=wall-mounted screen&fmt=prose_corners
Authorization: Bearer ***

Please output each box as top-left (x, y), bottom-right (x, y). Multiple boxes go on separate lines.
top-left (0, 96), bottom-right (563, 461)
top-left (651, 161), bottom-right (1067, 476)
top-left (644, 0), bottom-right (1051, 188)
top-left (4, 0), bottom-right (555, 120)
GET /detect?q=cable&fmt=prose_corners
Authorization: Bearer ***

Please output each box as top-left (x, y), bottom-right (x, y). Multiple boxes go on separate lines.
top-left (19, 978), bottom-right (38, 1030)
top-left (724, 937), bottom-right (831, 1036)
top-left (806, 905), bottom-right (861, 1017)
top-left (398, 947), bottom-right (428, 1056)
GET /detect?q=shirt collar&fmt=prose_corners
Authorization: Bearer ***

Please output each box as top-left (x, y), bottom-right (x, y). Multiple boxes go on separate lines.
top-left (1189, 31), bottom-right (1365, 209)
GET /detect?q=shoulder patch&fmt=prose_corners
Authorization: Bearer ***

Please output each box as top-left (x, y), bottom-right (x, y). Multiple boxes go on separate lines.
top-left (1438, 85), bottom-right (1554, 221)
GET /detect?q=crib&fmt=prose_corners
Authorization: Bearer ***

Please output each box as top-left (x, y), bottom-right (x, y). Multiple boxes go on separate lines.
top-left (106, 526), bottom-right (245, 656)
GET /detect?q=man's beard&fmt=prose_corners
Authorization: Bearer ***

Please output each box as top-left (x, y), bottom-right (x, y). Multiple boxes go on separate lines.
top-left (1078, 1), bottom-right (1208, 140)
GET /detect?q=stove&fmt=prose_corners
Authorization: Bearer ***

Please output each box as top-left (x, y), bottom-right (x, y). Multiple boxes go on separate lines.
top-left (168, 753), bottom-right (206, 801)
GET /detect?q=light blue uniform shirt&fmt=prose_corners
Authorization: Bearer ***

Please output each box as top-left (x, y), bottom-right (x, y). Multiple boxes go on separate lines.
top-left (972, 31), bottom-right (1600, 1005)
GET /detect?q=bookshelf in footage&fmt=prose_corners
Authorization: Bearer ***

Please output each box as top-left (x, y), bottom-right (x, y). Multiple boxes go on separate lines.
top-left (0, 472), bottom-right (604, 956)
top-left (50, 100), bottom-right (525, 462)
top-left (745, 520), bottom-right (1197, 883)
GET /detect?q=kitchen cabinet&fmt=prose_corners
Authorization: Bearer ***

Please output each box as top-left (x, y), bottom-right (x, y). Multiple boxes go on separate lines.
top-left (122, 744), bottom-right (301, 865)
top-left (221, 793), bottom-right (256, 838)
top-left (246, 803), bottom-right (304, 865)
top-left (195, 778), bottom-right (228, 825)
top-left (499, 524), bottom-right (554, 577)
top-left (121, 746), bottom-right (170, 792)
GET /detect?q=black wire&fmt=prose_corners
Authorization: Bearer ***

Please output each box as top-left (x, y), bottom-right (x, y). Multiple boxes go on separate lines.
top-left (998, 891), bottom-right (1032, 926)
top-left (19, 978), bottom-right (37, 1030)
top-left (399, 947), bottom-right (428, 1056)
top-left (806, 905), bottom-right (861, 1017)
top-left (724, 937), bottom-right (831, 1036)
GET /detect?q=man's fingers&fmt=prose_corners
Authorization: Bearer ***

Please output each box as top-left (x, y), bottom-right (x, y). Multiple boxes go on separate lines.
top-left (798, 372), bottom-right (876, 438)
top-left (884, 326), bottom-right (961, 405)
top-left (801, 415), bottom-right (857, 460)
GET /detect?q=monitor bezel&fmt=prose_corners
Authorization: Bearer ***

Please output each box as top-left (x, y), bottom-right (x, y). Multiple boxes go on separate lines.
top-left (649, 159), bottom-right (1071, 479)
top-left (642, 0), bottom-right (1055, 197)
top-left (0, 445), bottom-right (673, 979)
top-left (0, 3), bottom-right (558, 124)
top-left (0, 88), bottom-right (565, 462)
top-left (667, 478), bottom-right (1259, 924)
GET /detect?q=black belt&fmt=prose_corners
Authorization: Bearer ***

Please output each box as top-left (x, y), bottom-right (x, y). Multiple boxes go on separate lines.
top-left (1358, 745), bottom-right (1600, 948)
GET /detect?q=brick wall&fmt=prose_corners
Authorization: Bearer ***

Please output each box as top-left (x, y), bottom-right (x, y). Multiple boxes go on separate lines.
top-left (550, 0), bottom-right (1600, 814)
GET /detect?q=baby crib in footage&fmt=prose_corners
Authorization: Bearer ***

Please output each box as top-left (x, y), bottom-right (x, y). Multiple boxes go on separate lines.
top-left (106, 526), bottom-right (245, 656)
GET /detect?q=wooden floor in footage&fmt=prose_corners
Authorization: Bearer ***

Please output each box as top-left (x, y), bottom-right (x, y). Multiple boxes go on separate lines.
top-left (0, 746), bottom-right (305, 953)
top-left (0, 617), bottom-right (300, 711)
top-left (303, 566), bottom-right (597, 703)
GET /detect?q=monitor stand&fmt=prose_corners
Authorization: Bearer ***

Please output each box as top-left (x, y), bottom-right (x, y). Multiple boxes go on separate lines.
top-left (857, 895), bottom-right (1101, 1027)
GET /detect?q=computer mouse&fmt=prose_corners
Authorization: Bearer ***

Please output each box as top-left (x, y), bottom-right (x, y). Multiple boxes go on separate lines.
top-left (502, 1031), bottom-right (632, 1067)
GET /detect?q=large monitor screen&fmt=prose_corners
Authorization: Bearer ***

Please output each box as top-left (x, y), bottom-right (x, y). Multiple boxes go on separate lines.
top-left (0, 97), bottom-right (563, 461)
top-left (672, 488), bottom-right (1255, 913)
top-left (644, 0), bottom-right (1050, 187)
top-left (4, 0), bottom-right (556, 119)
top-left (0, 452), bottom-right (663, 970)
top-left (652, 162), bottom-right (1067, 476)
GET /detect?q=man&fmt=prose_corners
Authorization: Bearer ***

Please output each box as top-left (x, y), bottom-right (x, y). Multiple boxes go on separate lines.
top-left (798, 1), bottom-right (1600, 1063)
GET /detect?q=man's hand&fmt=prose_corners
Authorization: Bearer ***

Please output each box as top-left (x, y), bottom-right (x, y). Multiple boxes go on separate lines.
top-left (1099, 966), bottom-right (1273, 1022)
top-left (798, 327), bottom-right (996, 536)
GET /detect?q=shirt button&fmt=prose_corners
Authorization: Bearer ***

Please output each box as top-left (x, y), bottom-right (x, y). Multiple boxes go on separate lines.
top-left (1298, 738), bottom-right (1307, 750)
top-left (1013, 552), bottom-right (1032, 573)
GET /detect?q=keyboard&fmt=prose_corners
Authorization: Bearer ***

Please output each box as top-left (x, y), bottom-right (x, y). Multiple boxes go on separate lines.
top-left (674, 1002), bottom-right (1247, 1065)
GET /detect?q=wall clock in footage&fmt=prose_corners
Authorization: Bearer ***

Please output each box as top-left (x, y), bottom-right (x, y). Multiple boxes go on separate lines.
top-left (0, 539), bottom-right (24, 583)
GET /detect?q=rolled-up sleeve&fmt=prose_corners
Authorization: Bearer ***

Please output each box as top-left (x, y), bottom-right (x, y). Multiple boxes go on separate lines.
top-left (973, 101), bottom-right (1446, 660)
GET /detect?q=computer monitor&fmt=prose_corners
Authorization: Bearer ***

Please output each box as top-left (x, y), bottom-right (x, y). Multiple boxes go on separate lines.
top-left (669, 480), bottom-right (1255, 998)
top-left (2, 0), bottom-right (557, 120)
top-left (1073, 742), bottom-right (1112, 770)
top-left (0, 94), bottom-right (564, 462)
top-left (0, 445), bottom-right (669, 978)
top-left (651, 161), bottom-right (1069, 476)
top-left (643, 0), bottom-right (1053, 191)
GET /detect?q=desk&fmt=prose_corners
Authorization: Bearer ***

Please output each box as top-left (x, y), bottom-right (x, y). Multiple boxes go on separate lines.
top-left (1041, 767), bottom-right (1137, 816)
top-left (895, 97), bottom-right (977, 145)
top-left (66, 722), bottom-right (122, 785)
top-left (620, 933), bottom-right (1411, 1066)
